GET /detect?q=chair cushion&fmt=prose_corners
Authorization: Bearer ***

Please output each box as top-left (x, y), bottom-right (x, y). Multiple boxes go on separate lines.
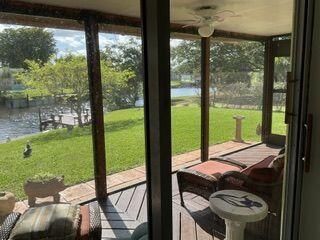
top-left (268, 153), bottom-right (285, 172)
top-left (10, 204), bottom-right (81, 240)
top-left (190, 160), bottom-right (242, 179)
top-left (78, 205), bottom-right (90, 240)
top-left (248, 167), bottom-right (279, 183)
top-left (241, 155), bottom-right (276, 176)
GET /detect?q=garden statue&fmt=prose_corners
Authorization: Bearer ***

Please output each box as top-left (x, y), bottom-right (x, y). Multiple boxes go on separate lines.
top-left (23, 141), bottom-right (32, 158)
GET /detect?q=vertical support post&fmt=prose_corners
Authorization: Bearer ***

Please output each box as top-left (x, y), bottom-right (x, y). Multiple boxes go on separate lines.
top-left (201, 37), bottom-right (210, 162)
top-left (262, 38), bottom-right (274, 143)
top-left (140, 0), bottom-right (172, 239)
top-left (84, 14), bottom-right (107, 199)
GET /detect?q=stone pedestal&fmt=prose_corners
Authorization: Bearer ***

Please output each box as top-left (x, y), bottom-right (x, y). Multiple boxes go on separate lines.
top-left (233, 116), bottom-right (245, 142)
top-left (224, 219), bottom-right (246, 240)
top-left (210, 190), bottom-right (268, 240)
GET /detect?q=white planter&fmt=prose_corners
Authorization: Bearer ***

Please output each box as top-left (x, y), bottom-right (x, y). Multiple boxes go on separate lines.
top-left (0, 192), bottom-right (15, 216)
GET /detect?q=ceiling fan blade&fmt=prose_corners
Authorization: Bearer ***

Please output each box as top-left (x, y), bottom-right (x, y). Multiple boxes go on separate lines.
top-left (175, 19), bottom-right (198, 23)
top-left (214, 10), bottom-right (239, 21)
top-left (182, 24), bottom-right (194, 28)
top-left (174, 18), bottom-right (202, 25)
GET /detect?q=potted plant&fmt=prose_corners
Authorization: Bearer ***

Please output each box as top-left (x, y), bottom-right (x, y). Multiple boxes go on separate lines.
top-left (24, 173), bottom-right (66, 207)
top-left (0, 192), bottom-right (15, 216)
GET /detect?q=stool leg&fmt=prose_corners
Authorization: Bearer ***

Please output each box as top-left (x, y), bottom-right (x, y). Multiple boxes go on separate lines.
top-left (180, 191), bottom-right (185, 207)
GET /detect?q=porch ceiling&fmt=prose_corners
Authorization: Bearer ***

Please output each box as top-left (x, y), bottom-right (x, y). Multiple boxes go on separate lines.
top-left (16, 0), bottom-right (293, 36)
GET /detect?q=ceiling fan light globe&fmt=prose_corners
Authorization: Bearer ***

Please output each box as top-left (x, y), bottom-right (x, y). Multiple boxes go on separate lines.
top-left (198, 25), bottom-right (214, 37)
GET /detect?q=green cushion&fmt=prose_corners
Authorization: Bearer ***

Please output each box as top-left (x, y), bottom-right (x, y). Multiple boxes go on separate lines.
top-left (10, 204), bottom-right (80, 240)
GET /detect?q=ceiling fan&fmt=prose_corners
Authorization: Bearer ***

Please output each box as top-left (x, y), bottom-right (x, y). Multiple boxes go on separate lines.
top-left (174, 5), bottom-right (239, 37)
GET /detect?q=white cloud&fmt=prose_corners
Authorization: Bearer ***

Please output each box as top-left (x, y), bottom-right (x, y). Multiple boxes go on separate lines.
top-left (0, 24), bottom-right (23, 32)
top-left (55, 36), bottom-right (84, 48)
top-left (75, 49), bottom-right (87, 55)
top-left (0, 24), bottom-right (188, 58)
top-left (171, 39), bottom-right (183, 47)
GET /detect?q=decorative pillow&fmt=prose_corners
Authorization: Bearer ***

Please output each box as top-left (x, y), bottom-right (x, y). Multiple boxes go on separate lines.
top-left (0, 212), bottom-right (21, 240)
top-left (10, 204), bottom-right (80, 240)
top-left (249, 167), bottom-right (279, 183)
top-left (269, 153), bottom-right (285, 172)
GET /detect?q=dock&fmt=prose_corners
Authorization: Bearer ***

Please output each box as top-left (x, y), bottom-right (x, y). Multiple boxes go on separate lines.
top-left (39, 113), bottom-right (92, 131)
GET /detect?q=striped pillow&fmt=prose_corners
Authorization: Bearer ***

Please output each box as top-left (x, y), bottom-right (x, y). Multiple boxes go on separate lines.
top-left (10, 204), bottom-right (80, 240)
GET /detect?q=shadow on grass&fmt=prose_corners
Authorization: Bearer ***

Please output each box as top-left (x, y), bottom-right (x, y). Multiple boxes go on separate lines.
top-left (105, 118), bottom-right (144, 132)
top-left (29, 118), bottom-right (144, 143)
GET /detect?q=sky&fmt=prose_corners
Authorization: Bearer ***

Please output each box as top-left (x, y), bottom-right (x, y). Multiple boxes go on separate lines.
top-left (0, 23), bottom-right (181, 58)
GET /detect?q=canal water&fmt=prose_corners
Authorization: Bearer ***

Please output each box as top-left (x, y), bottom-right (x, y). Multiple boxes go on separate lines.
top-left (0, 88), bottom-right (199, 141)
top-left (0, 106), bottom-right (41, 141)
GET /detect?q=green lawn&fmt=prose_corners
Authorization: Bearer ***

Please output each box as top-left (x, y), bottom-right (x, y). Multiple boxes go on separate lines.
top-left (0, 106), bottom-right (285, 199)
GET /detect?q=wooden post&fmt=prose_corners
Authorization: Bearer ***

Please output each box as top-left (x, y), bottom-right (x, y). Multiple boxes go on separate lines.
top-left (201, 37), bottom-right (210, 162)
top-left (261, 38), bottom-right (274, 143)
top-left (84, 13), bottom-right (107, 199)
top-left (140, 0), bottom-right (172, 239)
top-left (38, 108), bottom-right (42, 132)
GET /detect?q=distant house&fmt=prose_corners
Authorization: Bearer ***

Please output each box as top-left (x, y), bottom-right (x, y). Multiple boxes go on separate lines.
top-left (171, 71), bottom-right (196, 82)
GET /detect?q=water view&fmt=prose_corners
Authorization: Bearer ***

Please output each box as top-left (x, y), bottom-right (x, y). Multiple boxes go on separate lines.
top-left (0, 87), bottom-right (199, 141)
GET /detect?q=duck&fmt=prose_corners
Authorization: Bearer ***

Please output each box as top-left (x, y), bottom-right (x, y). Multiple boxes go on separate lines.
top-left (23, 141), bottom-right (32, 158)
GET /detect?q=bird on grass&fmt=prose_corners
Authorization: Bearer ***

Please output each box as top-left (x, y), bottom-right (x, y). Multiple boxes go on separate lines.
top-left (23, 141), bottom-right (32, 158)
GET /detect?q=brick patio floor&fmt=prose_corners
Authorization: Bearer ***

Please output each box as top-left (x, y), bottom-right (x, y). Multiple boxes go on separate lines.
top-left (13, 140), bottom-right (255, 213)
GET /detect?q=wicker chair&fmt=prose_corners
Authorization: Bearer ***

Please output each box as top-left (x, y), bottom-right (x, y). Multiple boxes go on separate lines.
top-left (177, 148), bottom-right (285, 240)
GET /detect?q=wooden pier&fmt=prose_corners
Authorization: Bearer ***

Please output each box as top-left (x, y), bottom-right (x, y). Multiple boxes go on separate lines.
top-left (39, 113), bottom-right (92, 131)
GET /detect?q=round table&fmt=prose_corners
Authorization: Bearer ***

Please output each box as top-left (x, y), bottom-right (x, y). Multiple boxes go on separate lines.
top-left (209, 190), bottom-right (268, 240)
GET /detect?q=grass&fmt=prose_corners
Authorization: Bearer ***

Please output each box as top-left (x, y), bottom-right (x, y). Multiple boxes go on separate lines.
top-left (0, 105), bottom-right (285, 199)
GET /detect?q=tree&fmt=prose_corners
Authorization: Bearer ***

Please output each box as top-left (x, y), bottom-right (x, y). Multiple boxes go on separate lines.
top-left (102, 37), bottom-right (143, 106)
top-left (15, 55), bottom-right (134, 124)
top-left (171, 40), bottom-right (265, 107)
top-left (171, 40), bottom-right (201, 79)
top-left (100, 59), bottom-right (135, 111)
top-left (171, 40), bottom-right (265, 86)
top-left (16, 56), bottom-right (89, 126)
top-left (0, 27), bottom-right (56, 69)
top-left (273, 57), bottom-right (291, 111)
